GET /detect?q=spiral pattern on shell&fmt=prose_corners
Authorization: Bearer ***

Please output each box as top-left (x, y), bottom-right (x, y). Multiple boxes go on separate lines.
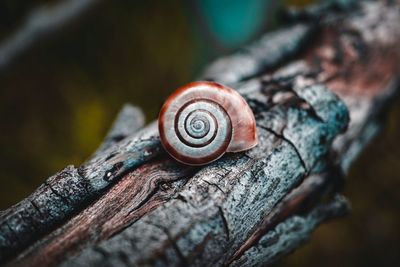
top-left (159, 81), bottom-right (257, 165)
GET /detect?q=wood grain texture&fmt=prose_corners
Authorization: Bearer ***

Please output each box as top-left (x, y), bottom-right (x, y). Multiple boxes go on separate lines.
top-left (1, 1), bottom-right (400, 266)
top-left (0, 104), bottom-right (148, 263)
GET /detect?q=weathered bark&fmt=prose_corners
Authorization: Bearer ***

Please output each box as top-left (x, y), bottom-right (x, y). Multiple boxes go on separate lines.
top-left (1, 1), bottom-right (399, 266)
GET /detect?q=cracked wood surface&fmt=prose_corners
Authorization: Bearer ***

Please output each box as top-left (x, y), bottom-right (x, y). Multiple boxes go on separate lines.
top-left (1, 1), bottom-right (399, 266)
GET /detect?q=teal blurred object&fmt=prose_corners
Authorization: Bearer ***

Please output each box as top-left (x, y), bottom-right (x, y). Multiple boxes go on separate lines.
top-left (193, 0), bottom-right (276, 49)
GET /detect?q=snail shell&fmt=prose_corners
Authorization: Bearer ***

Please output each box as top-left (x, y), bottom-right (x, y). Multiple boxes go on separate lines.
top-left (158, 81), bottom-right (258, 166)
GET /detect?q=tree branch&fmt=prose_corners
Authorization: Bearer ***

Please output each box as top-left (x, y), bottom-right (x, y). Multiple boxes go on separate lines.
top-left (1, 1), bottom-right (399, 266)
top-left (0, 0), bottom-right (102, 71)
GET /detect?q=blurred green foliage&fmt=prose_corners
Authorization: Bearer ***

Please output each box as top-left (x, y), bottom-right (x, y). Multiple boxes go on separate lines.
top-left (193, 0), bottom-right (273, 48)
top-left (0, 0), bottom-right (398, 266)
top-left (284, 0), bottom-right (316, 7)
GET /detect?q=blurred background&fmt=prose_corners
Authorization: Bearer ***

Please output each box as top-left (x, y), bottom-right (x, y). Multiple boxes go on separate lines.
top-left (0, 0), bottom-right (398, 266)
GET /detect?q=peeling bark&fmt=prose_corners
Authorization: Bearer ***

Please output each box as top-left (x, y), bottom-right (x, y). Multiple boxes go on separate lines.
top-left (1, 1), bottom-right (399, 267)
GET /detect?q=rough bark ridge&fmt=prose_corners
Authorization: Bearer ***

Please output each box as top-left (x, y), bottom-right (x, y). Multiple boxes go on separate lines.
top-left (1, 1), bottom-right (399, 266)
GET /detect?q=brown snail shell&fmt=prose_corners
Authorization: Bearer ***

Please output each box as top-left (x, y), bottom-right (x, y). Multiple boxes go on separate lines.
top-left (158, 81), bottom-right (258, 166)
